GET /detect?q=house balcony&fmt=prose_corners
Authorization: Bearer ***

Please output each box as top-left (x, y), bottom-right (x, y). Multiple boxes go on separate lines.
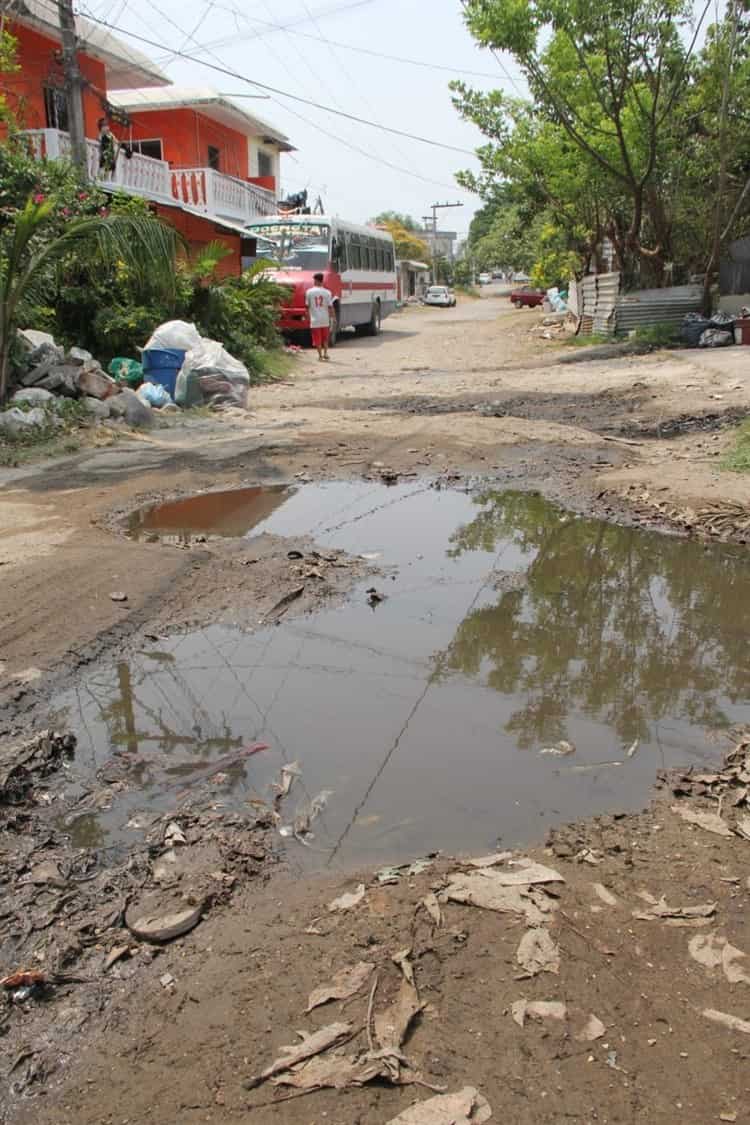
top-left (19, 128), bottom-right (277, 225)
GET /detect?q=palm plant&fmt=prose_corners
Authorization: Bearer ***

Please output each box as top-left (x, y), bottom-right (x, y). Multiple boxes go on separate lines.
top-left (0, 196), bottom-right (181, 401)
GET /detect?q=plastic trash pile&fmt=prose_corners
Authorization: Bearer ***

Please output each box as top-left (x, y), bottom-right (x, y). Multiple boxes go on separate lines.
top-left (681, 310), bottom-right (736, 348)
top-left (144, 320), bottom-right (250, 410)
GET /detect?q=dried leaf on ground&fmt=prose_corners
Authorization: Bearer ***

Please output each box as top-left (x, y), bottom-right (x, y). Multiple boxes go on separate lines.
top-left (385, 1086), bottom-right (492, 1124)
top-left (689, 933), bottom-right (750, 984)
top-left (328, 884), bottom-right (366, 912)
top-left (393, 949), bottom-right (416, 985)
top-left (516, 928), bottom-right (560, 976)
top-left (493, 858), bottom-right (565, 886)
top-left (377, 858), bottom-right (433, 884)
top-left (272, 1051), bottom-right (396, 1091)
top-left (735, 814), bottom-right (750, 841)
top-left (703, 1008), bottom-right (750, 1034)
top-left (421, 892), bottom-right (443, 926)
top-left (592, 883), bottom-right (618, 907)
top-left (444, 872), bottom-right (552, 925)
top-left (374, 978), bottom-right (424, 1052)
top-left (306, 962), bottom-right (374, 1012)
top-left (576, 1013), bottom-right (606, 1041)
top-left (512, 999), bottom-right (567, 1028)
top-left (243, 1021), bottom-right (353, 1089)
top-left (633, 896), bottom-right (716, 927)
top-left (467, 852), bottom-right (512, 868)
top-left (670, 805), bottom-right (733, 837)
top-left (626, 739), bottom-right (640, 758)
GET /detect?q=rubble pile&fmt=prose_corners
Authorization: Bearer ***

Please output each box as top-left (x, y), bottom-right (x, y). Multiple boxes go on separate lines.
top-left (0, 330), bottom-right (158, 437)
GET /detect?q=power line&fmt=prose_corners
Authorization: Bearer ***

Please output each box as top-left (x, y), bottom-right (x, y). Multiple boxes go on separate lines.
top-left (78, 10), bottom-right (478, 155)
top-left (194, 1), bottom-right (513, 82)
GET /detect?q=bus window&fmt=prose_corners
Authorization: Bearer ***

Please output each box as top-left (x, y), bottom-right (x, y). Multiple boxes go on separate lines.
top-left (376, 243), bottom-right (384, 270)
top-left (350, 235), bottom-right (361, 269)
top-left (368, 237), bottom-right (377, 268)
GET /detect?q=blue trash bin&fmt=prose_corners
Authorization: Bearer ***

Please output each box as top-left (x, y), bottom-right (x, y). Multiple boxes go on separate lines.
top-left (142, 348), bottom-right (186, 400)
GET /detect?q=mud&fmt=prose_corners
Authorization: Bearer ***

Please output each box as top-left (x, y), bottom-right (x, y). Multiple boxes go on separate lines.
top-left (1, 293), bottom-right (749, 1123)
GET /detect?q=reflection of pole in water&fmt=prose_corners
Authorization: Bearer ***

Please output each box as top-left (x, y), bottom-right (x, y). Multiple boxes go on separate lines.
top-left (117, 662), bottom-right (139, 755)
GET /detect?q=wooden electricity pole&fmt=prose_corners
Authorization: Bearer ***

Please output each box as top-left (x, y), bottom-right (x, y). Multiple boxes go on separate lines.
top-left (57, 0), bottom-right (88, 176)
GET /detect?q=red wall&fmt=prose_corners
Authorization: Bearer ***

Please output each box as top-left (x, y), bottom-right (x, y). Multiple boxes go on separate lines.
top-left (155, 205), bottom-right (241, 279)
top-left (1, 21), bottom-right (108, 139)
top-left (116, 108), bottom-right (250, 180)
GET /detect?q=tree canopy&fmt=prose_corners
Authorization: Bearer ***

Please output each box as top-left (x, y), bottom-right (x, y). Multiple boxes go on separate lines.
top-left (372, 216), bottom-right (429, 261)
top-left (454, 0), bottom-right (750, 290)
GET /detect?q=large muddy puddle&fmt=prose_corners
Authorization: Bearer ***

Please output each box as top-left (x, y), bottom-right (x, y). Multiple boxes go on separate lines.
top-left (54, 482), bottom-right (750, 868)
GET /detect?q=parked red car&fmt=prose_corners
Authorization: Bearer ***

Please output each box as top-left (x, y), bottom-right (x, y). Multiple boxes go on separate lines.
top-left (510, 286), bottom-right (545, 308)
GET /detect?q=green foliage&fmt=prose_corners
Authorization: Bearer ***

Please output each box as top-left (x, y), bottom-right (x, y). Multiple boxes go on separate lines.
top-left (722, 418), bottom-right (750, 472)
top-left (185, 260), bottom-right (287, 376)
top-left (0, 192), bottom-right (181, 399)
top-left (454, 0), bottom-right (750, 288)
top-left (371, 211), bottom-right (423, 231)
top-left (371, 217), bottom-right (428, 261)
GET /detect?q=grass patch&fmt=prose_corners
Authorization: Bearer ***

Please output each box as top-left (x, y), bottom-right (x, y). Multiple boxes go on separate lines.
top-left (0, 399), bottom-right (98, 467)
top-left (722, 418), bottom-right (750, 473)
top-left (254, 347), bottom-right (295, 382)
top-left (564, 333), bottom-right (612, 347)
top-left (626, 322), bottom-right (679, 347)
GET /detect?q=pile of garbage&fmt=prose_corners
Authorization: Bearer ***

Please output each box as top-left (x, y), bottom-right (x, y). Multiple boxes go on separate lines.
top-left (0, 320), bottom-right (251, 441)
top-left (681, 310), bottom-right (739, 348)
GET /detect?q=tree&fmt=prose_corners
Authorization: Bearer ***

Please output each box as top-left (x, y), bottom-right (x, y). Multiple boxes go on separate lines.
top-left (371, 211), bottom-right (424, 231)
top-left (0, 196), bottom-right (180, 400)
top-left (456, 0), bottom-right (708, 285)
top-left (372, 217), bottom-right (429, 261)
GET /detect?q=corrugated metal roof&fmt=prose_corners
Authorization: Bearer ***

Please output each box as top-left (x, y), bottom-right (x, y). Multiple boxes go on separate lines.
top-left (5, 0), bottom-right (169, 88)
top-left (109, 86), bottom-right (294, 151)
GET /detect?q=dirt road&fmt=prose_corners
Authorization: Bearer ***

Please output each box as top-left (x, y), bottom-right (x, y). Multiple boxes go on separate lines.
top-left (2, 290), bottom-right (750, 1124)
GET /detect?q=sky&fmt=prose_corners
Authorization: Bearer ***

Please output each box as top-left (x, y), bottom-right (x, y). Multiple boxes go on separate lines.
top-left (75, 0), bottom-right (529, 236)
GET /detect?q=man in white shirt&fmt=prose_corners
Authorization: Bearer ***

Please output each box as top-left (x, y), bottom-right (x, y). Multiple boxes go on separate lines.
top-left (305, 272), bottom-right (334, 361)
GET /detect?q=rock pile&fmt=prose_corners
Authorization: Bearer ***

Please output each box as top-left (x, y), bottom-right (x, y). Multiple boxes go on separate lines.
top-left (0, 330), bottom-right (155, 437)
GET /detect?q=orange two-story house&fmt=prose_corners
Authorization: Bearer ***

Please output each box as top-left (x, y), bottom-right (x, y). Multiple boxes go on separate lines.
top-left (2, 0), bottom-right (293, 275)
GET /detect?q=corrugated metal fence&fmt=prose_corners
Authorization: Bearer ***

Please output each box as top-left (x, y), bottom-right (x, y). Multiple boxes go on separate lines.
top-left (574, 273), bottom-right (703, 336)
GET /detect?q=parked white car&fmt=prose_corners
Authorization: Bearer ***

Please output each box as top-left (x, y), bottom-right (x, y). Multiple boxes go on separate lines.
top-left (423, 285), bottom-right (457, 307)
top-left (478, 272), bottom-right (492, 285)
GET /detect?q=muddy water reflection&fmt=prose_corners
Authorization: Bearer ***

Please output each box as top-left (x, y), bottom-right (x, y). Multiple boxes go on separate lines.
top-left (58, 484), bottom-right (750, 866)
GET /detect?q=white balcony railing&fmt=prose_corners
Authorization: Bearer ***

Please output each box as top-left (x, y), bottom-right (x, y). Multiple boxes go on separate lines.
top-left (21, 128), bottom-right (174, 202)
top-left (19, 129), bottom-right (276, 223)
top-left (171, 166), bottom-right (276, 222)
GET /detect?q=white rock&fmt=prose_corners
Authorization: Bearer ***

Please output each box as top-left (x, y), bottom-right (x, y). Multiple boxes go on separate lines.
top-left (11, 387), bottom-right (54, 406)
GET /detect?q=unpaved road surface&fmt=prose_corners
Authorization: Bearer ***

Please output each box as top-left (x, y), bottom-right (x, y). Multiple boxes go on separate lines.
top-left (2, 290), bottom-right (750, 1124)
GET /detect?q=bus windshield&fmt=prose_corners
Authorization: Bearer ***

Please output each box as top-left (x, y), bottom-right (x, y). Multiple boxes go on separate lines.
top-left (245, 221), bottom-right (330, 270)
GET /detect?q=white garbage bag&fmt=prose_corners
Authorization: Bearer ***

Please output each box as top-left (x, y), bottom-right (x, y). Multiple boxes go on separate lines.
top-left (176, 338), bottom-right (250, 408)
top-left (144, 320), bottom-right (202, 352)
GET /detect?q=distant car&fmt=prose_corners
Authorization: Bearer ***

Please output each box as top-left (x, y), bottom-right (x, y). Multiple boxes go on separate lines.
top-left (510, 285), bottom-right (545, 308)
top-left (423, 285), bottom-right (456, 308)
top-left (512, 272), bottom-right (530, 283)
top-left (478, 272), bottom-right (492, 285)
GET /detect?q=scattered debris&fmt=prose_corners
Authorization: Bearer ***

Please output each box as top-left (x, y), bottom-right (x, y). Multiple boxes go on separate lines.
top-left (688, 933), bottom-right (750, 984)
top-left (633, 894), bottom-right (716, 927)
top-left (103, 946), bottom-right (130, 972)
top-left (1, 969), bottom-right (47, 991)
top-left (626, 739), bottom-right (639, 758)
top-left (328, 884), bottom-right (366, 912)
top-left (385, 1087), bottom-right (492, 1124)
top-left (671, 805), bottom-right (733, 837)
top-left (703, 1008), bottom-right (750, 1035)
top-left (159, 973), bottom-right (176, 990)
top-left (286, 788), bottom-right (334, 845)
top-left (421, 892), bottom-right (443, 927)
top-left (306, 962), bottom-right (375, 1012)
top-left (466, 852), bottom-right (512, 868)
top-left (243, 1022), bottom-right (355, 1089)
top-left (164, 821), bottom-right (187, 847)
top-left (273, 761), bottom-right (301, 803)
top-left (109, 591), bottom-right (128, 603)
top-left (576, 1014), bottom-right (606, 1041)
top-left (264, 585), bottom-right (305, 622)
top-left (366, 587), bottom-right (386, 607)
top-left (539, 740), bottom-right (575, 757)
top-left (592, 883), bottom-right (618, 907)
top-left (516, 928), bottom-right (560, 976)
top-left (377, 858), bottom-right (433, 884)
top-left (444, 871), bottom-right (556, 925)
top-left (511, 999), bottom-right (567, 1028)
top-left (469, 858), bottom-right (564, 887)
top-left (126, 902), bottom-right (204, 943)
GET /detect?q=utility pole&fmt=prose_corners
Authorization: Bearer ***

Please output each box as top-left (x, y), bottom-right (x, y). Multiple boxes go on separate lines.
top-left (425, 201), bottom-right (462, 284)
top-left (58, 0), bottom-right (88, 176)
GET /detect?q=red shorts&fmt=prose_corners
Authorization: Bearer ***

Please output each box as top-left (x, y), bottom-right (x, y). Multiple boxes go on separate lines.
top-left (311, 326), bottom-right (329, 348)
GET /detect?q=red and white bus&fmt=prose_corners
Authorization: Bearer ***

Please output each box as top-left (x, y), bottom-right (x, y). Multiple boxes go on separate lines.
top-left (242, 215), bottom-right (397, 345)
